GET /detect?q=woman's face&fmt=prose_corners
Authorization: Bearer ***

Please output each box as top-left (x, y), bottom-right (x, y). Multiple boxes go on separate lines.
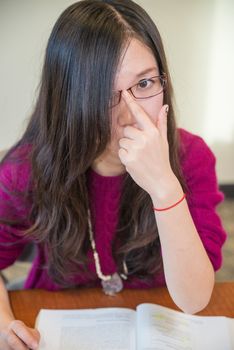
top-left (109, 38), bottom-right (164, 156)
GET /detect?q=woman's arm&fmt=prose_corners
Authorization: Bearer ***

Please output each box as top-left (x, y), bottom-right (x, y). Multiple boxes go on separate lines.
top-left (118, 91), bottom-right (216, 313)
top-left (0, 276), bottom-right (40, 350)
top-left (150, 175), bottom-right (214, 314)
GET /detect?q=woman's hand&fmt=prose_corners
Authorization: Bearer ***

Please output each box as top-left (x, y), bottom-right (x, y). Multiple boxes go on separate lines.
top-left (118, 90), bottom-right (176, 200)
top-left (0, 320), bottom-right (40, 350)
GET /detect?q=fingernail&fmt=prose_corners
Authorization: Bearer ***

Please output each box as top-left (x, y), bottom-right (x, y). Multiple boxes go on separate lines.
top-left (165, 105), bottom-right (169, 114)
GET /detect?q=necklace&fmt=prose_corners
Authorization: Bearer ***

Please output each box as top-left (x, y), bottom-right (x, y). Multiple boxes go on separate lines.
top-left (87, 209), bottom-right (128, 296)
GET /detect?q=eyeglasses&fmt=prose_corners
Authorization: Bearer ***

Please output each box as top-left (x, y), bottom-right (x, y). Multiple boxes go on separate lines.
top-left (110, 73), bottom-right (167, 108)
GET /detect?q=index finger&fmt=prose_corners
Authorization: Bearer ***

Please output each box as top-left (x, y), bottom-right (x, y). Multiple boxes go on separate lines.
top-left (122, 90), bottom-right (154, 130)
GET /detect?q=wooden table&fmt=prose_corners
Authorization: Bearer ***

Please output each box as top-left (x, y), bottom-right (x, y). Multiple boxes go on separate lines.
top-left (9, 281), bottom-right (234, 327)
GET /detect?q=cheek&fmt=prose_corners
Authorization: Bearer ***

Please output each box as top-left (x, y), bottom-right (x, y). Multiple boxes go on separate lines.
top-left (141, 94), bottom-right (164, 124)
top-left (110, 110), bottom-right (118, 135)
top-left (109, 110), bottom-right (122, 145)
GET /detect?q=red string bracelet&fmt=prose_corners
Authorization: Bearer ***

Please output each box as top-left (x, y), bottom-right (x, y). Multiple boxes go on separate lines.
top-left (153, 193), bottom-right (186, 212)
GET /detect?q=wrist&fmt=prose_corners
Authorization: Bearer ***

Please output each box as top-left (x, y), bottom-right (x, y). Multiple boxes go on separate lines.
top-left (150, 173), bottom-right (184, 209)
top-left (0, 317), bottom-right (15, 328)
top-left (0, 310), bottom-right (15, 329)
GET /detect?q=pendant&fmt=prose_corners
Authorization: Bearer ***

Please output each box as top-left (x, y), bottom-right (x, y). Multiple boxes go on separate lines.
top-left (101, 272), bottom-right (124, 296)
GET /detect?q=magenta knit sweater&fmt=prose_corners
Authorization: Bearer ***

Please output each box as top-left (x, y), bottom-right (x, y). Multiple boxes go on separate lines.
top-left (0, 129), bottom-right (227, 290)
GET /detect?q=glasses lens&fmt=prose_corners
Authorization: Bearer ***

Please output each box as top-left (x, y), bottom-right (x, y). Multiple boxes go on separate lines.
top-left (131, 76), bottom-right (166, 99)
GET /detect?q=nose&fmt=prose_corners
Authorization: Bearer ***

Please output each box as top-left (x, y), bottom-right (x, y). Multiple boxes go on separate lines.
top-left (117, 97), bottom-right (135, 127)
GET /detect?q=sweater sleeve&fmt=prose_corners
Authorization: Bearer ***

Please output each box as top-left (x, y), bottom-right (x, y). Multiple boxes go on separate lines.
top-left (0, 150), bottom-right (32, 270)
top-left (179, 129), bottom-right (227, 271)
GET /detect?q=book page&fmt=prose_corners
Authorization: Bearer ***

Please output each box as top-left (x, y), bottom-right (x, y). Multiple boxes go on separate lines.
top-left (136, 303), bottom-right (233, 350)
top-left (229, 319), bottom-right (234, 349)
top-left (36, 308), bottom-right (136, 350)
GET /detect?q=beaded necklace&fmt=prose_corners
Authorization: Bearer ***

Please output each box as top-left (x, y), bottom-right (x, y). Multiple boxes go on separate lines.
top-left (87, 209), bottom-right (128, 296)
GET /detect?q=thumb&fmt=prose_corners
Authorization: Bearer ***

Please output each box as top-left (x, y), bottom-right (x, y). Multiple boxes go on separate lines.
top-left (157, 104), bottom-right (169, 140)
top-left (31, 327), bottom-right (41, 343)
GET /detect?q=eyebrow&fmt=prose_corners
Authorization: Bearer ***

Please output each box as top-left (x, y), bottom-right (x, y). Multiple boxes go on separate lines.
top-left (135, 67), bottom-right (158, 78)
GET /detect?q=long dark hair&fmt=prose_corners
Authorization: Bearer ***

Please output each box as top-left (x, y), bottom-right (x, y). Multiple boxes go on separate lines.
top-left (0, 0), bottom-right (185, 285)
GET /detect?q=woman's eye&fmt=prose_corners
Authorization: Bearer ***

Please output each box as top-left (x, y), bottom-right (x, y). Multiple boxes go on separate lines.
top-left (138, 79), bottom-right (151, 89)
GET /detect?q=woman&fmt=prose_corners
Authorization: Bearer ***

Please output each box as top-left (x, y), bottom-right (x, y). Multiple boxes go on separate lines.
top-left (0, 0), bottom-right (226, 348)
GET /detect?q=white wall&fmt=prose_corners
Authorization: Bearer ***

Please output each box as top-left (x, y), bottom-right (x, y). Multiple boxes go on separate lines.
top-left (0, 0), bottom-right (75, 149)
top-left (0, 0), bottom-right (233, 183)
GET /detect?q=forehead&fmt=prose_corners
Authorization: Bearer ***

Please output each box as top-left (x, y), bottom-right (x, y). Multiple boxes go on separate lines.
top-left (115, 38), bottom-right (159, 87)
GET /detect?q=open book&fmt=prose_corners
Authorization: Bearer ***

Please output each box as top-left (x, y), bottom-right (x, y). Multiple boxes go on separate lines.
top-left (35, 303), bottom-right (234, 350)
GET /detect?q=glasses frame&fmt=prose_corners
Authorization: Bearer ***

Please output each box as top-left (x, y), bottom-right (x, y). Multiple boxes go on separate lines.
top-left (111, 73), bottom-right (167, 108)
